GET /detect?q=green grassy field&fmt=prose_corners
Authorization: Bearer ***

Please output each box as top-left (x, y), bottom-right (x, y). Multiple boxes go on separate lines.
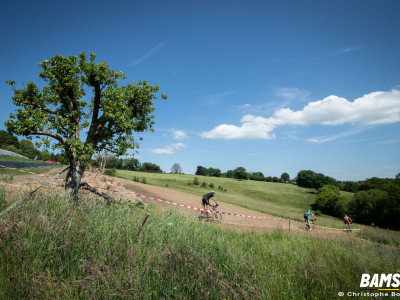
top-left (1, 185), bottom-right (399, 299)
top-left (116, 170), bottom-right (355, 229)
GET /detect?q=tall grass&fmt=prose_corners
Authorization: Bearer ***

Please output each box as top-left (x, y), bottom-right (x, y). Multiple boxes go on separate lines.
top-left (1, 186), bottom-right (399, 299)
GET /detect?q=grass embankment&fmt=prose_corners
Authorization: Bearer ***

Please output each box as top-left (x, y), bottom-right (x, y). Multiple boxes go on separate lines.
top-left (0, 155), bottom-right (38, 162)
top-left (1, 185), bottom-right (399, 299)
top-left (0, 155), bottom-right (63, 178)
top-left (116, 170), bottom-right (354, 229)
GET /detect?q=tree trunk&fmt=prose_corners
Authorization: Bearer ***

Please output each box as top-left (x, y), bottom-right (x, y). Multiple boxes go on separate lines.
top-left (65, 160), bottom-right (86, 197)
top-left (99, 149), bottom-right (108, 173)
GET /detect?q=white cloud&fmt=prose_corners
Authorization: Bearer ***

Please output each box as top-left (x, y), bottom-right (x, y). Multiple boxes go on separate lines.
top-left (200, 115), bottom-right (276, 139)
top-left (172, 129), bottom-right (187, 140)
top-left (200, 89), bottom-right (400, 140)
top-left (273, 90), bottom-right (400, 126)
top-left (151, 143), bottom-right (186, 154)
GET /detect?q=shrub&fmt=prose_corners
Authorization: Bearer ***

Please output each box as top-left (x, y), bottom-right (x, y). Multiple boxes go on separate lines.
top-left (104, 168), bottom-right (116, 176)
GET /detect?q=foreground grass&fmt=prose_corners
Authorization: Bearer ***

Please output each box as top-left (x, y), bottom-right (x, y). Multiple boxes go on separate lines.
top-left (1, 186), bottom-right (399, 299)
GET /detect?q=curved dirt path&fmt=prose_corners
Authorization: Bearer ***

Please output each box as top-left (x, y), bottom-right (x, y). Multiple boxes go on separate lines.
top-left (118, 178), bottom-right (345, 238)
top-left (11, 168), bottom-right (346, 238)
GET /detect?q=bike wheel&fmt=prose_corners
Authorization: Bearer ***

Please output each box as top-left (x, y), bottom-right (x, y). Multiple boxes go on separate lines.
top-left (196, 210), bottom-right (206, 221)
top-left (212, 212), bottom-right (222, 224)
top-left (311, 223), bottom-right (317, 231)
top-left (302, 222), bottom-right (309, 231)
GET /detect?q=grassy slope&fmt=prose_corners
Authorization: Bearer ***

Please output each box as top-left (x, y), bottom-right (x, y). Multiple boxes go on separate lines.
top-left (0, 155), bottom-right (63, 176)
top-left (0, 155), bottom-right (39, 162)
top-left (116, 170), bottom-right (354, 229)
top-left (0, 187), bottom-right (399, 299)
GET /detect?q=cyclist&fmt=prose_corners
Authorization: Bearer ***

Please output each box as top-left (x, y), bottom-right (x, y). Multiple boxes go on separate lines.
top-left (304, 209), bottom-right (316, 231)
top-left (344, 214), bottom-right (352, 229)
top-left (202, 191), bottom-right (218, 217)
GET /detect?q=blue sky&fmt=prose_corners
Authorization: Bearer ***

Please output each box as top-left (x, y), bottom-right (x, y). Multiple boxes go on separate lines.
top-left (1, 0), bottom-right (399, 181)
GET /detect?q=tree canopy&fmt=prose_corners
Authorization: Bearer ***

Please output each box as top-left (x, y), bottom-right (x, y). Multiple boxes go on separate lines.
top-left (171, 163), bottom-right (182, 174)
top-left (6, 52), bottom-right (167, 195)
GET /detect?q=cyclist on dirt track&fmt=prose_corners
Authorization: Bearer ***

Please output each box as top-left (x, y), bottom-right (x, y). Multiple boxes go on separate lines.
top-left (343, 214), bottom-right (352, 228)
top-left (202, 191), bottom-right (218, 217)
top-left (304, 209), bottom-right (316, 231)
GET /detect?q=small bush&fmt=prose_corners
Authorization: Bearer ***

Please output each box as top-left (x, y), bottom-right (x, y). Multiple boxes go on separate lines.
top-left (141, 177), bottom-right (147, 184)
top-left (209, 183), bottom-right (214, 189)
top-left (201, 182), bottom-right (207, 188)
top-left (193, 177), bottom-right (199, 185)
top-left (104, 168), bottom-right (116, 176)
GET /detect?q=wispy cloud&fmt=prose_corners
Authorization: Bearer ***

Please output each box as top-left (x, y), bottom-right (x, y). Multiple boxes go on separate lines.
top-left (307, 128), bottom-right (367, 144)
top-left (239, 87), bottom-right (311, 115)
top-left (151, 143), bottom-right (186, 154)
top-left (368, 139), bottom-right (400, 145)
top-left (334, 46), bottom-right (362, 55)
top-left (200, 89), bottom-right (400, 140)
top-left (172, 129), bottom-right (187, 140)
top-left (247, 152), bottom-right (266, 156)
top-left (129, 42), bottom-right (167, 66)
top-left (198, 91), bottom-right (236, 106)
top-left (274, 87), bottom-right (311, 102)
top-left (302, 45), bottom-right (362, 62)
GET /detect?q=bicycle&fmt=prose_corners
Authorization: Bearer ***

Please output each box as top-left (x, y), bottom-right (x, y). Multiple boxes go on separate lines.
top-left (196, 204), bottom-right (222, 224)
top-left (344, 220), bottom-right (352, 232)
top-left (302, 218), bottom-right (317, 231)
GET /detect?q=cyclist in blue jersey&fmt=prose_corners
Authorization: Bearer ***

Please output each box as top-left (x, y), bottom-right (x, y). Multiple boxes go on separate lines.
top-left (304, 209), bottom-right (316, 231)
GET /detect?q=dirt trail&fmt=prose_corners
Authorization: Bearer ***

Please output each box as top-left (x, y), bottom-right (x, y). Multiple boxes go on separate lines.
top-left (11, 168), bottom-right (346, 238)
top-left (120, 178), bottom-right (345, 238)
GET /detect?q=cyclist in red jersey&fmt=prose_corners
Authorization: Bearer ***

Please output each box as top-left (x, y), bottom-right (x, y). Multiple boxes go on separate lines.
top-left (344, 214), bottom-right (352, 228)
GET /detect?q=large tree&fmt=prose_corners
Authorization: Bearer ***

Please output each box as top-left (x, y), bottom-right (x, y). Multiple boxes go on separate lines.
top-left (233, 167), bottom-right (248, 180)
top-left (6, 52), bottom-right (167, 196)
top-left (170, 163), bottom-right (182, 174)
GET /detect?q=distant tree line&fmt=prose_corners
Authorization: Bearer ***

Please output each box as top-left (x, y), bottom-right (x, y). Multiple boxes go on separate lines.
top-left (295, 170), bottom-right (359, 192)
top-left (295, 169), bottom-right (400, 229)
top-left (195, 166), bottom-right (291, 183)
top-left (95, 156), bottom-right (163, 173)
top-left (1, 130), bottom-right (163, 173)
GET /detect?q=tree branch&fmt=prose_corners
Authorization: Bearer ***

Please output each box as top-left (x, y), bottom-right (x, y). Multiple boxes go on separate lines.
top-left (22, 99), bottom-right (58, 115)
top-left (30, 130), bottom-right (65, 145)
top-left (80, 182), bottom-right (114, 204)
